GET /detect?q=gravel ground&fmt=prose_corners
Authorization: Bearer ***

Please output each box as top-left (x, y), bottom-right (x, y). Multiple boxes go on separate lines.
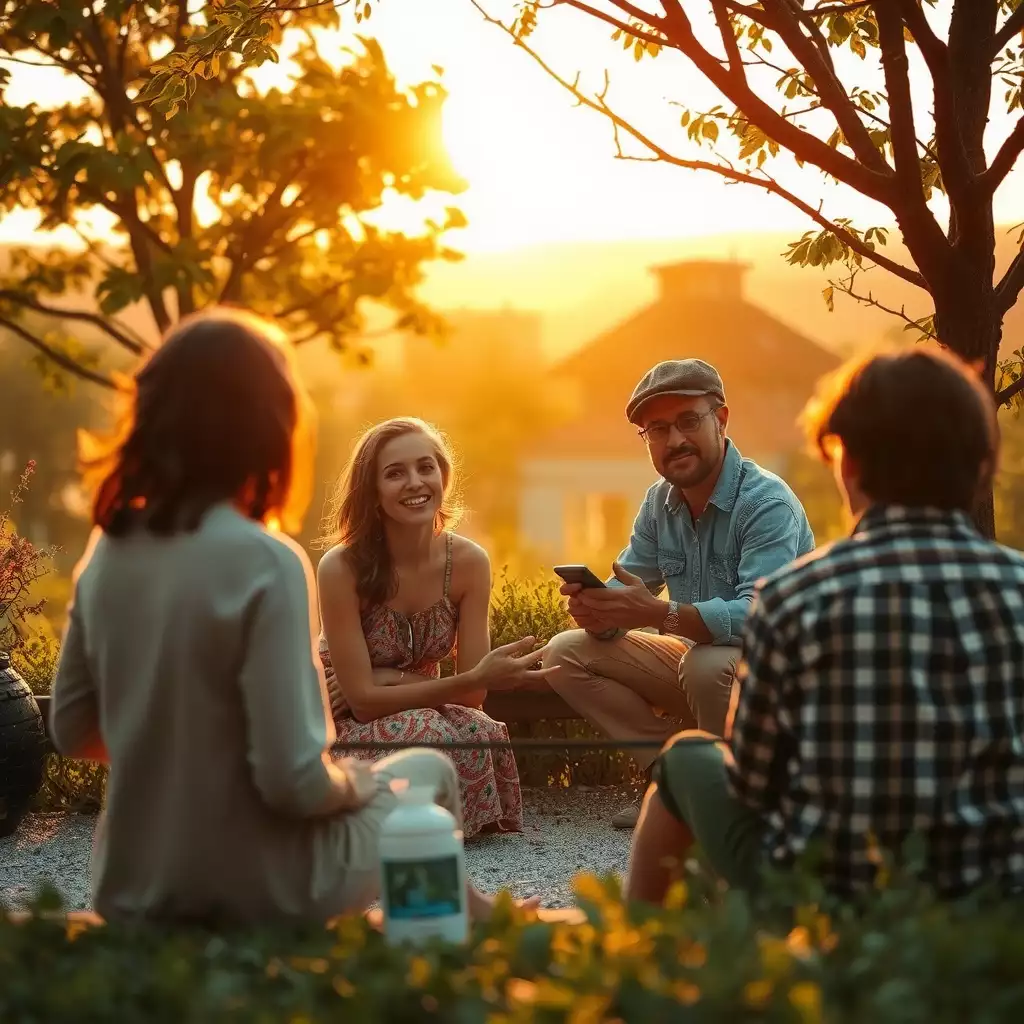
top-left (0, 787), bottom-right (635, 912)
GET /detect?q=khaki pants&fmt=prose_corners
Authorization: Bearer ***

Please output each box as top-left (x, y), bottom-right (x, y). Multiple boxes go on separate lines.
top-left (542, 629), bottom-right (739, 770)
top-left (326, 748), bottom-right (463, 915)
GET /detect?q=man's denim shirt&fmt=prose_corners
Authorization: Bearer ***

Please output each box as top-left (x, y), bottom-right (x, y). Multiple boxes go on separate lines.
top-left (608, 441), bottom-right (815, 646)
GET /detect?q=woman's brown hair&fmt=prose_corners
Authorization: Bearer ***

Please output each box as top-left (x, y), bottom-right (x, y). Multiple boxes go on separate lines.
top-left (319, 418), bottom-right (462, 606)
top-left (82, 308), bottom-right (314, 536)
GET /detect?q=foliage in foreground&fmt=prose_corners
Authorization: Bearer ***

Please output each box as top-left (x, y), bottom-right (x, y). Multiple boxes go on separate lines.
top-left (2, 868), bottom-right (1023, 1023)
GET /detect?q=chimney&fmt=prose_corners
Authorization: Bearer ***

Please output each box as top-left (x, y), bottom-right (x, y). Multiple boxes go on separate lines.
top-left (652, 260), bottom-right (750, 303)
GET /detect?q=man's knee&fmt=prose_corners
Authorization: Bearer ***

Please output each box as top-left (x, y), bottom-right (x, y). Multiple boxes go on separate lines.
top-left (677, 645), bottom-right (739, 735)
top-left (653, 733), bottom-right (729, 817)
top-left (542, 628), bottom-right (591, 671)
top-left (677, 644), bottom-right (739, 692)
top-left (660, 728), bottom-right (721, 758)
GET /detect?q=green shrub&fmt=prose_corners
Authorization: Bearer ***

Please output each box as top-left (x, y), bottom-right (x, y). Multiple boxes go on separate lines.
top-left (11, 633), bottom-right (60, 695)
top-left (8, 633), bottom-right (109, 814)
top-left (2, 869), bottom-right (1022, 1022)
top-left (33, 755), bottom-right (107, 814)
top-left (488, 570), bottom-right (573, 648)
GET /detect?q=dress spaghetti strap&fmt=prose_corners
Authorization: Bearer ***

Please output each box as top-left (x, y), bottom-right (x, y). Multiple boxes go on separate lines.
top-left (443, 532), bottom-right (454, 599)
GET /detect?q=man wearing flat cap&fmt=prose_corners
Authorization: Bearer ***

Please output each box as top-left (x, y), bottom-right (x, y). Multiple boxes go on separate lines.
top-left (544, 358), bottom-right (815, 828)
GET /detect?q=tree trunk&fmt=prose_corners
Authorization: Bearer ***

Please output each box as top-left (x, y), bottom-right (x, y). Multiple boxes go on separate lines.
top-left (932, 284), bottom-right (1002, 540)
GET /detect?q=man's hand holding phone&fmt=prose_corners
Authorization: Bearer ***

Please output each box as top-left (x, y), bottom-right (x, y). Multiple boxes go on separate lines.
top-left (556, 562), bottom-right (667, 634)
top-left (554, 565), bottom-right (615, 633)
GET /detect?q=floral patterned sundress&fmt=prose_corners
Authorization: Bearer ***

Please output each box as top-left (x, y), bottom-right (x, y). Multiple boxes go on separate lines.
top-left (319, 533), bottom-right (523, 839)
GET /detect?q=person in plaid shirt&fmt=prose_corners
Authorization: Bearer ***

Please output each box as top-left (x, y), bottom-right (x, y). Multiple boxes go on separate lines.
top-left (626, 347), bottom-right (1024, 902)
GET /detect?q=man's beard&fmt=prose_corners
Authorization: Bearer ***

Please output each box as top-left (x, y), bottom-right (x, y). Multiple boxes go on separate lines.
top-left (661, 439), bottom-right (721, 489)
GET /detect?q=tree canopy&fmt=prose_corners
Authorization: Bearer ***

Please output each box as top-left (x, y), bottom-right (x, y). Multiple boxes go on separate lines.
top-left (153, 3), bottom-right (1024, 401)
top-left (0, 0), bottom-right (466, 387)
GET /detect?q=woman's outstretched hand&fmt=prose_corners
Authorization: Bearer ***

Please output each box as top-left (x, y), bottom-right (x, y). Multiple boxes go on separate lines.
top-left (472, 636), bottom-right (557, 691)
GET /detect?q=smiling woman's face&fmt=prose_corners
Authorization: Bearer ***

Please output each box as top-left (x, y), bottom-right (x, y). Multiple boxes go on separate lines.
top-left (376, 430), bottom-right (444, 527)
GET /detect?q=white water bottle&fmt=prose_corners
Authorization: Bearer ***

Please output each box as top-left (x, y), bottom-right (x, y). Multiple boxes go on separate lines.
top-left (379, 781), bottom-right (468, 947)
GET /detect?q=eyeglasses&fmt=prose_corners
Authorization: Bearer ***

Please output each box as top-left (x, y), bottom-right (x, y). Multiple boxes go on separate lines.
top-left (638, 408), bottom-right (718, 444)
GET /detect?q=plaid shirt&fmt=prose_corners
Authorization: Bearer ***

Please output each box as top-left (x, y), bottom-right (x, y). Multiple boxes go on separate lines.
top-left (728, 505), bottom-right (1024, 898)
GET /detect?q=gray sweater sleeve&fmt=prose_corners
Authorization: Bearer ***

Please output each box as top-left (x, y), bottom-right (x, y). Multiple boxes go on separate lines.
top-left (50, 598), bottom-right (103, 759)
top-left (239, 544), bottom-right (335, 818)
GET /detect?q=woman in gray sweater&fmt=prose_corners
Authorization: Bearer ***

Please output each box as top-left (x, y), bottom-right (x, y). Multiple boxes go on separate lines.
top-left (49, 308), bottom-right (543, 925)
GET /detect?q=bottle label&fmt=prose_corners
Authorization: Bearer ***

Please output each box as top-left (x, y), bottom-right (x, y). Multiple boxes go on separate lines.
top-left (383, 855), bottom-right (462, 920)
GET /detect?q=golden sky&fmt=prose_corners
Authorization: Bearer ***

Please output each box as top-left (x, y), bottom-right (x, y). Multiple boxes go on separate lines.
top-left (2, 0), bottom-right (1023, 254)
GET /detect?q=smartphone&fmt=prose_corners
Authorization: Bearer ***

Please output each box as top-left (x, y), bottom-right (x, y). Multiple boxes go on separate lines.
top-left (553, 564), bottom-right (607, 589)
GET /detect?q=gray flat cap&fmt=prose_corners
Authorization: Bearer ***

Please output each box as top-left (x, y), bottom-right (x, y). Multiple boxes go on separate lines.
top-left (626, 359), bottom-right (726, 424)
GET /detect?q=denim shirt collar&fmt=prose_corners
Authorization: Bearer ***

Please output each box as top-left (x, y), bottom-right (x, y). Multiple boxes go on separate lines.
top-left (665, 440), bottom-right (743, 516)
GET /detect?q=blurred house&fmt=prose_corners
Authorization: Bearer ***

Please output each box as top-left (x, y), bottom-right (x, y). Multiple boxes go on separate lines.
top-left (517, 259), bottom-right (840, 564)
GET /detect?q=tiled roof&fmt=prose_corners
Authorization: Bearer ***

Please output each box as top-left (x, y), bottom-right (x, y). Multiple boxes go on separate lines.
top-left (529, 288), bottom-right (840, 459)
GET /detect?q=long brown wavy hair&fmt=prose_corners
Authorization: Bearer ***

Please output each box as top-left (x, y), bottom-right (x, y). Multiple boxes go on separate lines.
top-left (82, 308), bottom-right (314, 537)
top-left (320, 417), bottom-right (463, 606)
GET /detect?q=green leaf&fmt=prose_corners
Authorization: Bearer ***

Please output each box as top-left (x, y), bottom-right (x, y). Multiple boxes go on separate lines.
top-left (823, 285), bottom-right (835, 312)
top-left (703, 119), bottom-right (719, 142)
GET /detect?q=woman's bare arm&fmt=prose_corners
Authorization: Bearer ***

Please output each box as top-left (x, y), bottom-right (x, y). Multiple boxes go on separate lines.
top-left (453, 540), bottom-right (492, 709)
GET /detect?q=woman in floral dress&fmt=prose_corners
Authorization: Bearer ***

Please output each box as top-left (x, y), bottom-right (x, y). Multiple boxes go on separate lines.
top-left (316, 418), bottom-right (554, 839)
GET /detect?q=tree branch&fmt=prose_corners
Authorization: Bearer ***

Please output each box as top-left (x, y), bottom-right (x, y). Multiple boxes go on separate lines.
top-left (895, 0), bottom-right (948, 74)
top-left (996, 373), bottom-right (1024, 408)
top-left (831, 270), bottom-right (936, 337)
top-left (649, 0), bottom-right (894, 201)
top-left (565, 1), bottom-right (892, 195)
top-left (745, 54), bottom-right (940, 161)
top-left (710, 0), bottom-right (743, 72)
top-left (756, 0), bottom-right (891, 175)
top-left (980, 116), bottom-right (1024, 194)
top-left (781, 0), bottom-right (839, 73)
top-left (0, 290), bottom-right (150, 354)
top-left (994, 5), bottom-right (1024, 53)
top-left (875, 8), bottom-right (950, 263)
top-left (0, 316), bottom-right (117, 389)
top-left (475, 2), bottom-right (926, 289)
top-left (603, 0), bottom-right (659, 25)
top-left (995, 245), bottom-right (1024, 315)
top-left (555, 0), bottom-right (668, 50)
top-left (893, 0), bottom-right (983, 216)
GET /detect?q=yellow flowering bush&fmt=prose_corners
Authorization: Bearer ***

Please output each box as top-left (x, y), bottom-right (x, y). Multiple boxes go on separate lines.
top-left (2, 866), bottom-right (1022, 1022)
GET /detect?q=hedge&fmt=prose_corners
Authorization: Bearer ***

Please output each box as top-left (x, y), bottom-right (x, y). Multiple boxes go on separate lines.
top-left (2, 866), bottom-right (1022, 1022)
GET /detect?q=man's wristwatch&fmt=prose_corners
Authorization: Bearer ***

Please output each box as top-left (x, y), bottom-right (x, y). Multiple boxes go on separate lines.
top-left (660, 600), bottom-right (681, 636)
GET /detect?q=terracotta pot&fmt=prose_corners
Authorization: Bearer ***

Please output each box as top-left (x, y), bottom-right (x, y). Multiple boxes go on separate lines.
top-left (0, 651), bottom-right (48, 837)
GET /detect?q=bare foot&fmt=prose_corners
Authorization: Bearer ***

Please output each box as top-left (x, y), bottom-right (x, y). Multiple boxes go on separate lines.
top-left (467, 887), bottom-right (542, 922)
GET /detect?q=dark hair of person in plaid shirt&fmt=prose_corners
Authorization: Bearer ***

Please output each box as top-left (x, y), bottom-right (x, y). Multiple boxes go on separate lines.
top-left (802, 344), bottom-right (998, 513)
top-left (626, 347), bottom-right (1024, 905)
